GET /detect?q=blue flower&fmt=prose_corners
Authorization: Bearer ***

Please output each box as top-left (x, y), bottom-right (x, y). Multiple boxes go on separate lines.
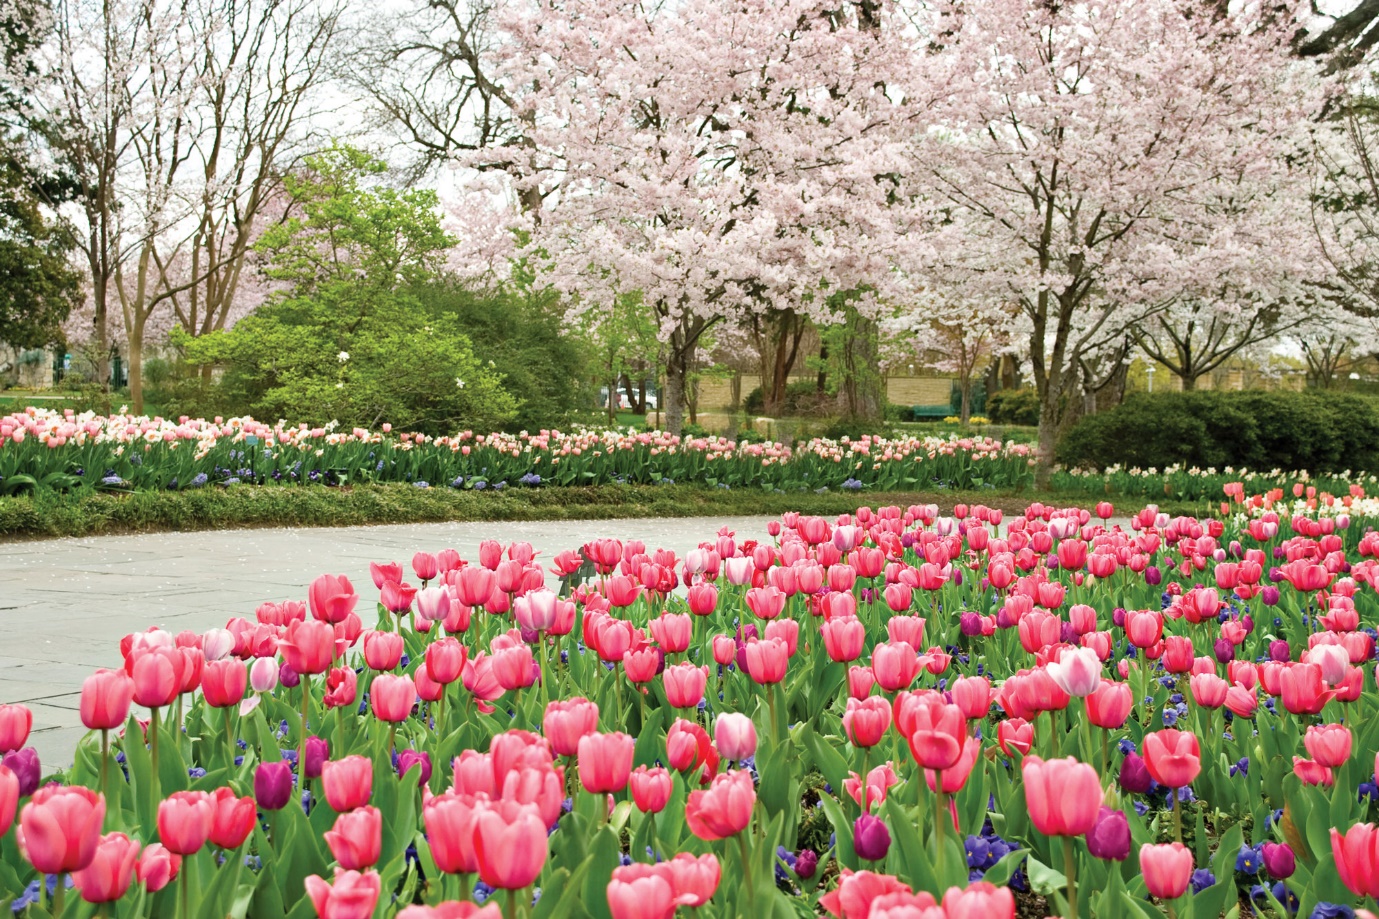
top-left (1236, 844), bottom-right (1263, 874)
top-left (1310, 905), bottom-right (1355, 919)
top-left (965, 835), bottom-right (992, 868)
top-left (1191, 869), bottom-right (1216, 893)
top-left (413, 480), bottom-right (430, 488)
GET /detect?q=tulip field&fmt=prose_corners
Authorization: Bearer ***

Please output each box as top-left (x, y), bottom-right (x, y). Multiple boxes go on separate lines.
top-left (8, 494), bottom-right (1379, 917)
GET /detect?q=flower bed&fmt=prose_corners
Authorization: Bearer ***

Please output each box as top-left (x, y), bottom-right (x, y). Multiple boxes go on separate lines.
top-left (0, 408), bottom-right (1036, 495)
top-left (3, 499), bottom-right (1379, 917)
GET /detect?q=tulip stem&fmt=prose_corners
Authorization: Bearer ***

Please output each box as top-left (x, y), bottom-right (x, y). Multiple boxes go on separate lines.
top-left (181, 866), bottom-right (191, 919)
top-left (223, 706), bottom-right (234, 769)
top-left (437, 689), bottom-right (446, 740)
top-left (100, 728), bottom-right (109, 801)
top-left (52, 875), bottom-right (64, 917)
top-left (1063, 836), bottom-right (1078, 919)
top-left (934, 787), bottom-right (946, 882)
top-left (736, 832), bottom-right (756, 909)
top-left (859, 748), bottom-right (870, 813)
top-left (505, 887), bottom-right (517, 919)
top-left (1100, 729), bottom-right (1109, 782)
top-left (298, 674), bottom-right (311, 785)
top-left (150, 707), bottom-right (161, 800)
top-left (1172, 789), bottom-right (1183, 845)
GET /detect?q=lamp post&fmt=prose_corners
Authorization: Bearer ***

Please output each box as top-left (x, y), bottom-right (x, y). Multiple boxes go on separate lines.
top-left (1146, 365), bottom-right (1155, 393)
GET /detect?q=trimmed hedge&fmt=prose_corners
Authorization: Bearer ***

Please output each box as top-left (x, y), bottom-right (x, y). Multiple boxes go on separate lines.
top-left (988, 388), bottom-right (1040, 426)
top-left (1057, 390), bottom-right (1379, 474)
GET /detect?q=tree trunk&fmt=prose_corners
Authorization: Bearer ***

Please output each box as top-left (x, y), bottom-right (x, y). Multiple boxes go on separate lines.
top-left (730, 371), bottom-right (742, 413)
top-left (664, 348), bottom-right (686, 435)
top-left (607, 375), bottom-right (617, 423)
top-left (839, 316), bottom-right (884, 423)
top-left (1035, 392), bottom-right (1060, 490)
top-left (959, 373), bottom-right (972, 424)
top-left (1180, 372), bottom-right (1198, 391)
top-left (816, 342), bottom-right (829, 395)
top-left (129, 321), bottom-right (145, 413)
top-left (689, 375), bottom-right (699, 426)
top-left (92, 269), bottom-right (111, 389)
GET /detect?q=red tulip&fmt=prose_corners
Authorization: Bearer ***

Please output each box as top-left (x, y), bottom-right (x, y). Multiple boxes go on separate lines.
top-left (371, 674), bottom-right (416, 723)
top-left (685, 770), bottom-right (755, 840)
top-left (279, 619), bottom-right (338, 676)
top-left (1333, 824), bottom-right (1379, 897)
top-left (1022, 756), bottom-right (1101, 836)
top-left (207, 786), bottom-right (256, 849)
top-left (0, 766), bottom-right (15, 836)
top-left (80, 669), bottom-right (134, 731)
top-left (906, 697), bottom-right (967, 770)
top-left (578, 732), bottom-right (635, 793)
top-left (423, 791), bottom-right (484, 873)
top-left (201, 660), bottom-right (247, 709)
top-left (325, 806), bottom-right (382, 870)
top-left (473, 800), bottom-right (549, 889)
top-left (1305, 723), bottom-right (1353, 768)
top-left (19, 785), bottom-right (105, 873)
top-left (309, 574), bottom-right (359, 624)
top-left (157, 790), bottom-right (213, 855)
top-left (629, 766), bottom-right (672, 814)
top-left (135, 843), bottom-right (180, 892)
top-left (1140, 843), bottom-right (1194, 899)
top-left (1142, 729), bottom-right (1201, 788)
top-left (323, 756), bottom-right (373, 812)
top-left (304, 868), bottom-right (381, 919)
top-left (0, 705), bottom-right (31, 753)
top-left (73, 832), bottom-right (140, 903)
top-left (843, 697), bottom-right (892, 748)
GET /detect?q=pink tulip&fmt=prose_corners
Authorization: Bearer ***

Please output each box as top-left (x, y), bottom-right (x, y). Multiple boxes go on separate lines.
top-left (309, 574), bottom-right (359, 624)
top-left (1333, 824), bottom-right (1379, 898)
top-left (279, 619), bottom-right (337, 676)
top-left (371, 674), bottom-right (416, 723)
top-left (1305, 723), bottom-right (1353, 768)
top-left (1142, 729), bottom-right (1201, 788)
top-left (157, 790), bottom-right (214, 855)
top-left (713, 712), bottom-right (758, 762)
top-left (136, 843), bottom-right (180, 892)
top-left (473, 800), bottom-right (549, 889)
top-left (0, 705), bottom-right (31, 753)
top-left (578, 732), bottom-right (635, 793)
top-left (322, 756), bottom-right (373, 812)
top-left (629, 766), bottom-right (672, 814)
top-left (305, 868), bottom-right (382, 919)
top-left (19, 785), bottom-right (105, 874)
top-left (1022, 756), bottom-right (1101, 837)
top-left (363, 631), bottom-right (404, 671)
top-left (663, 663), bottom-right (708, 709)
top-left (607, 865), bottom-right (675, 919)
top-left (1140, 843), bottom-right (1194, 899)
top-left (80, 669), bottom-right (134, 731)
top-left (73, 832), bottom-right (140, 903)
top-left (685, 770), bottom-right (755, 840)
top-left (207, 786), bottom-right (256, 849)
top-left (325, 806), bottom-right (382, 870)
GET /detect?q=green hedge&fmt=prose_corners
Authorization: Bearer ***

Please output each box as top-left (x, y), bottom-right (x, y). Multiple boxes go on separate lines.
top-left (1057, 390), bottom-right (1379, 473)
top-left (987, 389), bottom-right (1040, 426)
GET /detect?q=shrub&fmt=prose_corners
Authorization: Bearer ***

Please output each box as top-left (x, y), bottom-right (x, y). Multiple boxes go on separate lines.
top-left (1057, 390), bottom-right (1379, 474)
top-left (987, 388), bottom-right (1040, 426)
top-left (743, 380), bottom-right (832, 416)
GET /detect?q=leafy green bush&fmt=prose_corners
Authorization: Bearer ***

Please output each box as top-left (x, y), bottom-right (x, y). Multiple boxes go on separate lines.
top-left (176, 146), bottom-right (516, 434)
top-left (1057, 390), bottom-right (1379, 473)
top-left (410, 282), bottom-right (590, 431)
top-left (743, 380), bottom-right (832, 416)
top-left (987, 388), bottom-right (1040, 426)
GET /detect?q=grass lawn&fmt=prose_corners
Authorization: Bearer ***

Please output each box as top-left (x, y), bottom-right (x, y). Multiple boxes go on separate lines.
top-left (0, 482), bottom-right (1216, 541)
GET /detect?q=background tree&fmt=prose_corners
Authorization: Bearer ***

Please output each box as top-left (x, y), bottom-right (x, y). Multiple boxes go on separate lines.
top-left (922, 0), bottom-right (1320, 485)
top-left (182, 146), bottom-right (515, 432)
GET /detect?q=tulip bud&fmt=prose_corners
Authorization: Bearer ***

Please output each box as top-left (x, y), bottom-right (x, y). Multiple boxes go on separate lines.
top-left (1261, 841), bottom-right (1295, 879)
top-left (794, 849), bottom-right (818, 879)
top-left (1085, 807), bottom-right (1130, 861)
top-left (304, 737), bottom-right (329, 780)
top-left (852, 813), bottom-right (891, 861)
top-left (254, 762), bottom-right (293, 811)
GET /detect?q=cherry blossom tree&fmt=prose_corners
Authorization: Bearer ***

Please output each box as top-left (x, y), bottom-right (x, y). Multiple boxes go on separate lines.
top-left (490, 0), bottom-right (915, 434)
top-left (921, 0), bottom-right (1324, 485)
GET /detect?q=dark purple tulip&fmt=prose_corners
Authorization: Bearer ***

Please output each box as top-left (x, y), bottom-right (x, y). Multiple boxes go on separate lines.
top-left (1269, 562), bottom-right (1283, 577)
top-left (853, 814), bottom-right (891, 861)
top-left (1229, 540), bottom-right (1243, 558)
top-left (1060, 622), bottom-right (1079, 644)
top-left (1261, 586), bottom-right (1281, 607)
top-left (519, 626), bottom-right (540, 644)
top-left (1261, 842), bottom-right (1295, 879)
top-left (734, 624), bottom-right (759, 672)
top-left (952, 570), bottom-right (962, 587)
top-left (996, 607), bottom-right (1018, 630)
top-left (1241, 614), bottom-right (1254, 634)
top-left (304, 736), bottom-right (329, 779)
top-left (398, 749), bottom-right (432, 787)
top-left (278, 661), bottom-right (301, 689)
top-left (795, 849), bottom-right (818, 879)
top-left (254, 761), bottom-right (293, 810)
top-left (1085, 807), bottom-right (1130, 861)
top-left (1214, 638), bottom-right (1235, 664)
top-left (1269, 640), bottom-right (1290, 662)
top-left (1112, 607), bottom-right (1127, 628)
top-left (3, 748), bottom-right (39, 797)
top-left (1119, 752), bottom-right (1153, 794)
top-left (960, 612), bottom-right (983, 637)
top-left (1145, 566), bottom-right (1162, 586)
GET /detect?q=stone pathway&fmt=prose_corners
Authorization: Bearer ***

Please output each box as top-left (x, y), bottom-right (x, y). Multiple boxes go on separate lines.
top-left (1, 516), bottom-right (775, 766)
